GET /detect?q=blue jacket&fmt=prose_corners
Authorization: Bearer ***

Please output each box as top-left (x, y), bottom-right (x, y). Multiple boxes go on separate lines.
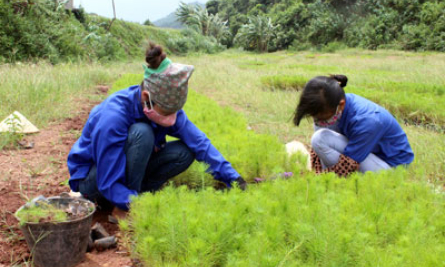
top-left (338, 94), bottom-right (414, 166)
top-left (67, 85), bottom-right (240, 210)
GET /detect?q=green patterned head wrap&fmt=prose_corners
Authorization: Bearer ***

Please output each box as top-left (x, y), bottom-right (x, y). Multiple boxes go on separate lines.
top-left (142, 58), bottom-right (194, 113)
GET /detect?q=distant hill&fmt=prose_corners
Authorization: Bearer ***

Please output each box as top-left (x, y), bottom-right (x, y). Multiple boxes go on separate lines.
top-left (153, 12), bottom-right (184, 29)
top-left (153, 2), bottom-right (205, 29)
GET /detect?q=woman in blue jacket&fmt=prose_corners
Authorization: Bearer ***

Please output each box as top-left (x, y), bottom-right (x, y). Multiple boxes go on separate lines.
top-left (293, 75), bottom-right (414, 176)
top-left (67, 44), bottom-right (246, 213)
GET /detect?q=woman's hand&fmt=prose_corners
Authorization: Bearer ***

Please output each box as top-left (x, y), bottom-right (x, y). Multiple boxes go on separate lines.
top-left (234, 177), bottom-right (247, 191)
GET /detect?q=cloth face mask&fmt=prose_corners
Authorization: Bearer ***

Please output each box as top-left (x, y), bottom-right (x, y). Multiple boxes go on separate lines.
top-left (314, 106), bottom-right (342, 127)
top-left (143, 93), bottom-right (177, 127)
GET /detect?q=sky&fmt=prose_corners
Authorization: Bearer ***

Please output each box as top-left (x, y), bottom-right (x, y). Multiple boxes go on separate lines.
top-left (76, 0), bottom-right (207, 24)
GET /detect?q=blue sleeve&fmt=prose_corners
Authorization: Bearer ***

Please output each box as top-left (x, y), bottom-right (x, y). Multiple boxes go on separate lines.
top-left (343, 116), bottom-right (386, 163)
top-left (91, 115), bottom-right (137, 210)
top-left (169, 111), bottom-right (240, 186)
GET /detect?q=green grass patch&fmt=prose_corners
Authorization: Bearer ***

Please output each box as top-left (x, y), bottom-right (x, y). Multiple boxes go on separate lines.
top-left (238, 60), bottom-right (267, 70)
top-left (122, 169), bottom-right (445, 266)
top-left (347, 84), bottom-right (445, 127)
top-left (287, 63), bottom-right (343, 73)
top-left (261, 75), bottom-right (307, 91)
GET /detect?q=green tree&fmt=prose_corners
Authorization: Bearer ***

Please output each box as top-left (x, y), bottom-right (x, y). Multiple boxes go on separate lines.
top-left (234, 15), bottom-right (278, 52)
top-left (206, 0), bottom-right (219, 15)
top-left (176, 2), bottom-right (231, 44)
top-left (208, 13), bottom-right (231, 43)
top-left (176, 1), bottom-right (199, 24)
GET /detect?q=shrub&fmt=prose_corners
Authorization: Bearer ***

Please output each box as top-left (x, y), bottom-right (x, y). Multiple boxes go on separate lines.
top-left (321, 41), bottom-right (348, 53)
top-left (165, 29), bottom-right (225, 55)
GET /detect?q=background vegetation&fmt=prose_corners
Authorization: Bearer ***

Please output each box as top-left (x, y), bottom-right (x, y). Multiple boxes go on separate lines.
top-left (0, 0), bottom-right (223, 63)
top-left (204, 0), bottom-right (445, 52)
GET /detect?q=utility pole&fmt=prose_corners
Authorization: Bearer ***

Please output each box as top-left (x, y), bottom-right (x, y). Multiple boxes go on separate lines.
top-left (107, 0), bottom-right (116, 31)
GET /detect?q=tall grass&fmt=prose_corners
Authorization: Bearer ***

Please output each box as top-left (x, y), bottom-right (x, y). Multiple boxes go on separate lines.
top-left (0, 62), bottom-right (141, 148)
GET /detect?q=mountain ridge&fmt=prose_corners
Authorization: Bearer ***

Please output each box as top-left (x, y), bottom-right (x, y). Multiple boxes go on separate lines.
top-left (153, 1), bottom-right (205, 29)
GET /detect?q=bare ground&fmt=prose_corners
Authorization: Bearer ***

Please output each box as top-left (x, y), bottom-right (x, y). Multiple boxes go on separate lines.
top-left (0, 86), bottom-right (133, 266)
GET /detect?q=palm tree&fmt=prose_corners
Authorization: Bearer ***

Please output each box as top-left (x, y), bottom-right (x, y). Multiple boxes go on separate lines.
top-left (176, 2), bottom-right (210, 36)
top-left (176, 2), bottom-right (198, 25)
top-left (188, 7), bottom-right (211, 36)
top-left (208, 13), bottom-right (231, 42)
top-left (176, 2), bottom-right (231, 43)
top-left (234, 15), bottom-right (278, 52)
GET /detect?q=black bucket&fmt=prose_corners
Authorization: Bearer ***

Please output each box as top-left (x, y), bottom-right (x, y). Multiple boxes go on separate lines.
top-left (16, 196), bottom-right (95, 267)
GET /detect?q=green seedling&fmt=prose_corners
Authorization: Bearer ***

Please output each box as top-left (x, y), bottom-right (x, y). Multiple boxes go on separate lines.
top-left (125, 169), bottom-right (445, 266)
top-left (16, 203), bottom-right (68, 225)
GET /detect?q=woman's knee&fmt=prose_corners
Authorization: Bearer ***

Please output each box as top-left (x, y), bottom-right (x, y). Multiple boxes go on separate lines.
top-left (127, 122), bottom-right (154, 149)
top-left (176, 142), bottom-right (195, 166)
top-left (311, 128), bottom-right (335, 152)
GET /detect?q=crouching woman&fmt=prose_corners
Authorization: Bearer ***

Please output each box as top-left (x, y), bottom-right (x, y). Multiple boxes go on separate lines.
top-left (293, 75), bottom-right (414, 177)
top-left (67, 44), bottom-right (246, 216)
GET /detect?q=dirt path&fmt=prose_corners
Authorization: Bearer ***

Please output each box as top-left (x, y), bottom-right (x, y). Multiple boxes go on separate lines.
top-left (0, 87), bottom-right (133, 266)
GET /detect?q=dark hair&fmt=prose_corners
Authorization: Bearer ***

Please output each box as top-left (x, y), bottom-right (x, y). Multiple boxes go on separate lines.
top-left (145, 42), bottom-right (166, 69)
top-left (293, 74), bottom-right (347, 126)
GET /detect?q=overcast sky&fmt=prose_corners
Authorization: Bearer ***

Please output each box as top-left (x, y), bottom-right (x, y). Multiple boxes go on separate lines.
top-left (76, 0), bottom-right (207, 24)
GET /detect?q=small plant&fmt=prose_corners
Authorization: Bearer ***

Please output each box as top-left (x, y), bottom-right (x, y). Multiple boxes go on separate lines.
top-left (16, 203), bottom-right (68, 225)
top-left (0, 113), bottom-right (24, 149)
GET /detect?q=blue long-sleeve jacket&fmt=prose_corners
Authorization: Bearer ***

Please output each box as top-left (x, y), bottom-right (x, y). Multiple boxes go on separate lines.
top-left (67, 85), bottom-right (240, 210)
top-left (337, 94), bottom-right (414, 166)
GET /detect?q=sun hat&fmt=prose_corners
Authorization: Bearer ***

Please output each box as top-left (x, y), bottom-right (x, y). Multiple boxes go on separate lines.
top-left (143, 58), bottom-right (194, 113)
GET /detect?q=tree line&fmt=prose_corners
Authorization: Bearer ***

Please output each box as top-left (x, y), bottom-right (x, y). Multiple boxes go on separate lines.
top-left (186, 0), bottom-right (445, 52)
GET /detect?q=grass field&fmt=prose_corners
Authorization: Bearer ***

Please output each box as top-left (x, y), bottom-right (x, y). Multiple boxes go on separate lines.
top-left (2, 49), bottom-right (445, 266)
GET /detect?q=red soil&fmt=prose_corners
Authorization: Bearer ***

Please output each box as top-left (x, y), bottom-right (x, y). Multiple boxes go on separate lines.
top-left (0, 86), bottom-right (133, 266)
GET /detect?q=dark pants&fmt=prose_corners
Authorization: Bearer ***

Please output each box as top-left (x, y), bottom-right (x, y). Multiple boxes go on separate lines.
top-left (78, 122), bottom-right (194, 206)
